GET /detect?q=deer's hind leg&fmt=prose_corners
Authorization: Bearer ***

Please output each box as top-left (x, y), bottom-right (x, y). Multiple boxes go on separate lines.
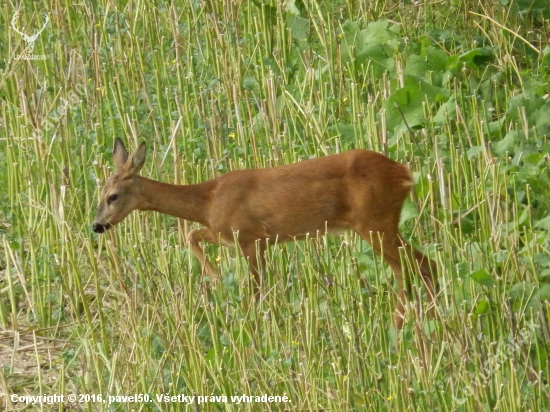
top-left (355, 227), bottom-right (409, 330)
top-left (355, 224), bottom-right (437, 331)
top-left (240, 239), bottom-right (267, 301)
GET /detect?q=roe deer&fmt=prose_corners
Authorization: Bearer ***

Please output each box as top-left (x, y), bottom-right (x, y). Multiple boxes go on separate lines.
top-left (92, 139), bottom-right (437, 329)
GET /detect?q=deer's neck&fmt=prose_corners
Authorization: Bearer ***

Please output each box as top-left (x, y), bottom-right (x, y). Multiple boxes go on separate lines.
top-left (137, 177), bottom-right (215, 226)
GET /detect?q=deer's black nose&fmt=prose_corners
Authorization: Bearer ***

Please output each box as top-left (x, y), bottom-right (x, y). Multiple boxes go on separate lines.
top-left (92, 223), bottom-right (106, 233)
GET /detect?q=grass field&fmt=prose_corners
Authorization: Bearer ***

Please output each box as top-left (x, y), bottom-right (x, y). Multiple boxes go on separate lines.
top-left (1, 0), bottom-right (550, 410)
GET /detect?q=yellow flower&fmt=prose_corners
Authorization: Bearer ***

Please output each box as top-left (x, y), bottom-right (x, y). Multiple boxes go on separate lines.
top-left (228, 133), bottom-right (235, 139)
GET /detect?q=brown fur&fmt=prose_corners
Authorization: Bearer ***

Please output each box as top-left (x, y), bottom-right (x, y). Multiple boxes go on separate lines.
top-left (93, 139), bottom-right (437, 329)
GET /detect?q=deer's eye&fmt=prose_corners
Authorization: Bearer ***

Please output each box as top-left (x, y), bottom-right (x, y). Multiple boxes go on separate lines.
top-left (107, 194), bottom-right (119, 204)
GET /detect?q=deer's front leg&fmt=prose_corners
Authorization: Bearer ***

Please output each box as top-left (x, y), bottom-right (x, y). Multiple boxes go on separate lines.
top-left (187, 227), bottom-right (219, 280)
top-left (241, 240), bottom-right (267, 301)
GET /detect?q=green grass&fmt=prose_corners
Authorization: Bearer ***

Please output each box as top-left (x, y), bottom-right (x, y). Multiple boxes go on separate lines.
top-left (1, 0), bottom-right (550, 410)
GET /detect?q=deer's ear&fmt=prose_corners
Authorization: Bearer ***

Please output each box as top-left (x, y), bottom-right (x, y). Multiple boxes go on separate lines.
top-left (130, 142), bottom-right (146, 174)
top-left (113, 138), bottom-right (128, 171)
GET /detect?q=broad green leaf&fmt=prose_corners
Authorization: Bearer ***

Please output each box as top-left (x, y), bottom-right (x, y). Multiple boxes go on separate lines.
top-left (424, 47), bottom-right (448, 72)
top-left (467, 146), bottom-right (483, 158)
top-left (486, 116), bottom-right (507, 137)
top-left (510, 281), bottom-right (536, 300)
top-left (492, 131), bottom-right (517, 155)
top-left (458, 47), bottom-right (495, 66)
top-left (287, 0), bottom-right (302, 15)
top-left (534, 253), bottom-right (550, 268)
top-left (242, 76), bottom-right (258, 91)
top-left (405, 48), bottom-right (448, 80)
top-left (474, 299), bottom-right (490, 315)
top-left (382, 76), bottom-right (450, 131)
top-left (539, 284), bottom-right (550, 301)
top-left (507, 89), bottom-right (550, 135)
top-left (534, 215), bottom-right (550, 231)
top-left (524, 152), bottom-right (544, 166)
top-left (456, 262), bottom-right (470, 279)
top-left (355, 46), bottom-right (395, 77)
top-left (542, 45), bottom-right (550, 74)
top-left (250, 0), bottom-right (278, 24)
top-left (361, 19), bottom-right (395, 44)
top-left (515, 0), bottom-right (550, 19)
top-left (285, 13), bottom-right (309, 45)
top-left (534, 103), bottom-right (550, 134)
top-left (433, 94), bottom-right (456, 124)
top-left (383, 83), bottom-right (426, 130)
top-left (327, 122), bottom-right (367, 144)
top-left (399, 197), bottom-right (419, 226)
top-left (470, 269), bottom-right (496, 287)
top-left (339, 19), bottom-right (399, 77)
top-left (404, 54), bottom-right (429, 78)
top-left (509, 281), bottom-right (542, 311)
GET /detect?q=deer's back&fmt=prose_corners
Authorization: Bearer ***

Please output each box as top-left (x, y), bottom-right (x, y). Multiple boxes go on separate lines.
top-left (205, 150), bottom-right (412, 240)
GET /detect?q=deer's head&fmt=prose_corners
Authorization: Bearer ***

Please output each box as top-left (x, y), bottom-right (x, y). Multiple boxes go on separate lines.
top-left (92, 138), bottom-right (146, 233)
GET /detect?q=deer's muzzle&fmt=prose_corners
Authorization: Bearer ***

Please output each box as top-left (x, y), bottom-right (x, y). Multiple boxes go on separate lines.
top-left (92, 222), bottom-right (112, 233)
